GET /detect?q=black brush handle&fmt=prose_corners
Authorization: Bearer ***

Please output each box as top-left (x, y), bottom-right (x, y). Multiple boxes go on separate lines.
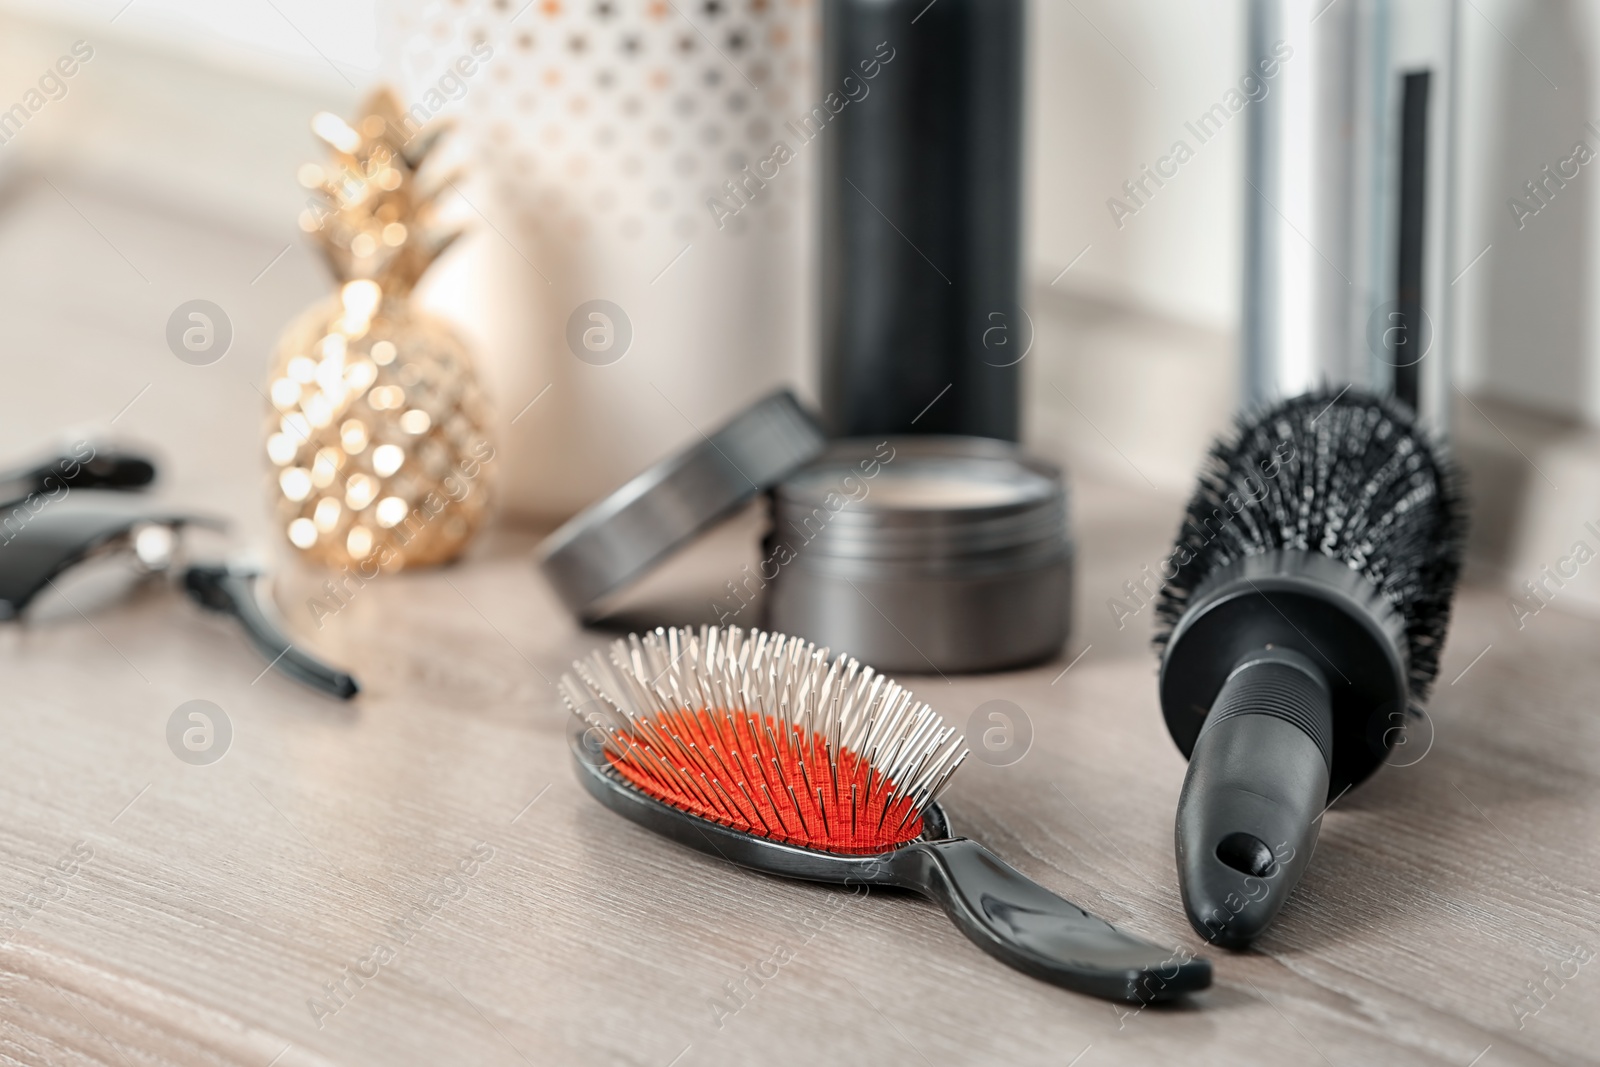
top-left (902, 838), bottom-right (1210, 1003)
top-left (183, 564), bottom-right (359, 700)
top-left (1175, 647), bottom-right (1330, 948)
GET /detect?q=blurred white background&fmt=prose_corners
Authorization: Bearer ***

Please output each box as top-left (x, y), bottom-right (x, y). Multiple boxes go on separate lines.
top-left (2, 0), bottom-right (1599, 609)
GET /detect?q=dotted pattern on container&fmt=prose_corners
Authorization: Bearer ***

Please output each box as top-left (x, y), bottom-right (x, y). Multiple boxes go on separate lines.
top-left (385, 0), bottom-right (818, 245)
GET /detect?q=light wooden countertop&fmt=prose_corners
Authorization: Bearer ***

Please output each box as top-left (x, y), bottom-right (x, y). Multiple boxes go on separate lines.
top-left (1, 474), bottom-right (1596, 1067)
top-left (0, 175), bottom-right (1595, 1067)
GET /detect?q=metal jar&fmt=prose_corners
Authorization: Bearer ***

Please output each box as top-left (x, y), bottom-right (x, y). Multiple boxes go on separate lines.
top-left (764, 437), bottom-right (1071, 674)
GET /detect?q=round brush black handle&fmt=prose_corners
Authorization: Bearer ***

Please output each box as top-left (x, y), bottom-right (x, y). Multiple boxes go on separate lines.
top-left (903, 838), bottom-right (1210, 1003)
top-left (1175, 647), bottom-right (1331, 948)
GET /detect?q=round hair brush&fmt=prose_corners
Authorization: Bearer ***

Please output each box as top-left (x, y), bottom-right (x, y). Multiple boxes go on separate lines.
top-left (563, 625), bottom-right (1212, 1003)
top-left (1154, 388), bottom-right (1466, 948)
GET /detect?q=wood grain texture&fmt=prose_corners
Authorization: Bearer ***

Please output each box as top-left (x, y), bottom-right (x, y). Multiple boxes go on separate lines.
top-left (0, 176), bottom-right (1594, 1067)
top-left (0, 484), bottom-right (1596, 1067)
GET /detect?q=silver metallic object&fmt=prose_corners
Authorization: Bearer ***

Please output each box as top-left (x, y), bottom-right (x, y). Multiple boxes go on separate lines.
top-left (765, 437), bottom-right (1071, 674)
top-left (1242, 0), bottom-right (1459, 433)
top-left (536, 391), bottom-right (826, 620)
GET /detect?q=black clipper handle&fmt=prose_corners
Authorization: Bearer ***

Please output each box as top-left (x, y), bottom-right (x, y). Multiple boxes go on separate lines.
top-left (1175, 647), bottom-right (1331, 949)
top-left (0, 443), bottom-right (156, 507)
top-left (184, 563), bottom-right (359, 700)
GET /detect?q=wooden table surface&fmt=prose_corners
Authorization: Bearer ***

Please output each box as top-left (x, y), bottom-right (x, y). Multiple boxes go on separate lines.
top-left (1, 175), bottom-right (1596, 1067)
top-left (1, 467), bottom-right (1596, 1067)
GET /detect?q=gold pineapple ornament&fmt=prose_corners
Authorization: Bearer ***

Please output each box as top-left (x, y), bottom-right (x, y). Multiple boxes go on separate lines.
top-left (265, 89), bottom-right (493, 572)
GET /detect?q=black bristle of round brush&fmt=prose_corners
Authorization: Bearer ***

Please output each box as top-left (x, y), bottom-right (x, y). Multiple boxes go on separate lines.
top-left (1154, 387), bottom-right (1468, 704)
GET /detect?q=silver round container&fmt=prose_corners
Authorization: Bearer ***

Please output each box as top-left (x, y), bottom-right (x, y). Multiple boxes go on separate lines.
top-left (765, 437), bottom-right (1072, 674)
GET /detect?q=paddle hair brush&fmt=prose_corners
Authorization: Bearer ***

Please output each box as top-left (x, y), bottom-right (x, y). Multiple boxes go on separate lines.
top-left (563, 625), bottom-right (1211, 1003)
top-left (1154, 388), bottom-right (1466, 948)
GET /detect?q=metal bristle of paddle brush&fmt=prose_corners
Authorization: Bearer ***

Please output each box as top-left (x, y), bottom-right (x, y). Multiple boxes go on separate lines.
top-left (560, 625), bottom-right (968, 855)
top-left (1152, 387), bottom-right (1466, 948)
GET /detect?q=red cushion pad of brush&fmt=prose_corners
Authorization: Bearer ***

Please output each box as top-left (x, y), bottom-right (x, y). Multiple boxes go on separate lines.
top-left (606, 708), bottom-right (923, 855)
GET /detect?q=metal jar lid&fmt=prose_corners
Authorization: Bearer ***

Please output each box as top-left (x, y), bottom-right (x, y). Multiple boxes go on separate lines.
top-left (772, 437), bottom-right (1068, 570)
top-left (537, 389), bottom-right (825, 619)
top-left (766, 436), bottom-right (1072, 673)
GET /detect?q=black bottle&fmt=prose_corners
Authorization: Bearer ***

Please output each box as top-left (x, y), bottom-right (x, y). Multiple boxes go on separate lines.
top-left (820, 0), bottom-right (1025, 441)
